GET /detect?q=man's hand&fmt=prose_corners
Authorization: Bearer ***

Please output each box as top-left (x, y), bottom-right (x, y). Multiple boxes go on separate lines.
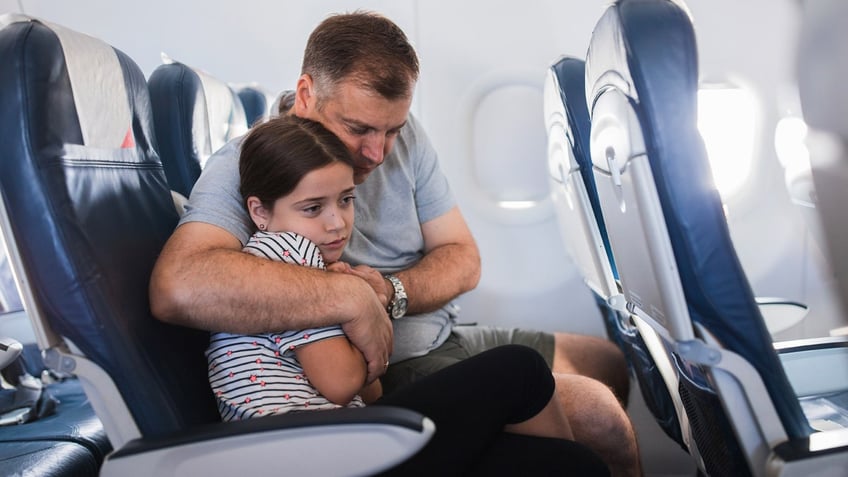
top-left (328, 262), bottom-right (393, 382)
top-left (341, 296), bottom-right (393, 384)
top-left (327, 262), bottom-right (391, 308)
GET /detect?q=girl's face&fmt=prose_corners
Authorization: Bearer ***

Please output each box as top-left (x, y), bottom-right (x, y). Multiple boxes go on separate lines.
top-left (251, 162), bottom-right (355, 263)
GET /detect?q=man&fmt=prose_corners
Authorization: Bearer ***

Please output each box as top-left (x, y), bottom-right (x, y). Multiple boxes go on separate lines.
top-left (150, 10), bottom-right (640, 476)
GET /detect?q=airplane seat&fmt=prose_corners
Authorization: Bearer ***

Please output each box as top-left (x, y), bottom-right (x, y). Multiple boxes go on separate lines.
top-left (543, 55), bottom-right (688, 450)
top-left (585, 0), bottom-right (848, 475)
top-left (0, 13), bottom-right (115, 477)
top-left (148, 55), bottom-right (249, 202)
top-left (234, 83), bottom-right (272, 126)
top-left (0, 15), bottom-right (433, 476)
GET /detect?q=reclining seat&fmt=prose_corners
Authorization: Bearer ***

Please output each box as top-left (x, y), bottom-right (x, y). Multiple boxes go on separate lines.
top-left (0, 15), bottom-right (432, 476)
top-left (543, 55), bottom-right (689, 451)
top-left (0, 14), bottom-right (114, 477)
top-left (148, 55), bottom-right (249, 201)
top-left (584, 0), bottom-right (848, 475)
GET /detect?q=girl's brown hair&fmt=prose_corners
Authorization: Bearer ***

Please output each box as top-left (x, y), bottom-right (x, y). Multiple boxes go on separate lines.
top-left (239, 115), bottom-right (354, 210)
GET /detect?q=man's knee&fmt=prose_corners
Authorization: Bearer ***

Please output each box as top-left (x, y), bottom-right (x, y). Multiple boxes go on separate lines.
top-left (554, 374), bottom-right (642, 475)
top-left (553, 333), bottom-right (630, 404)
top-left (554, 374), bottom-right (629, 435)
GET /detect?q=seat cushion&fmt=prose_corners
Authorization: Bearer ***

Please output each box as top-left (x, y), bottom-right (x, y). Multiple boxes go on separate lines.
top-left (0, 379), bottom-right (111, 463)
top-left (0, 440), bottom-right (99, 477)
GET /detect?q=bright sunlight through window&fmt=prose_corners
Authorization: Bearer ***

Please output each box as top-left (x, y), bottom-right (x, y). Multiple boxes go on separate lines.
top-left (697, 86), bottom-right (757, 200)
top-left (774, 116), bottom-right (810, 170)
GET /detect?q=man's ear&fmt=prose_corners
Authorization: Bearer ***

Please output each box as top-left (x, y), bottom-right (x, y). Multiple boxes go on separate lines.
top-left (293, 74), bottom-right (315, 116)
top-left (246, 196), bottom-right (271, 229)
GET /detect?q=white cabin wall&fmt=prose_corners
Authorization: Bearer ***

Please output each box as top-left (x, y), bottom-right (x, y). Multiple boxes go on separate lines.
top-left (3, 0), bottom-right (843, 339)
top-left (413, 0), bottom-right (609, 335)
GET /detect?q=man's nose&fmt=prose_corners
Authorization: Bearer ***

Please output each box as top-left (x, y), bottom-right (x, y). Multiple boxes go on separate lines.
top-left (361, 135), bottom-right (386, 165)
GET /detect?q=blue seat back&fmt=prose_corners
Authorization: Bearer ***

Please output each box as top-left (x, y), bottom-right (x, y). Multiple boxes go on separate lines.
top-left (548, 57), bottom-right (617, 281)
top-left (585, 0), bottom-right (812, 470)
top-left (237, 85), bottom-right (270, 127)
top-left (0, 17), bottom-right (219, 438)
top-left (148, 60), bottom-right (248, 198)
top-left (545, 55), bottom-right (685, 449)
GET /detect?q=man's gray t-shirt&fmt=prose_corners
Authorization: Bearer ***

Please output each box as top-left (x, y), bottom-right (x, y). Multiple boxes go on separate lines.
top-left (180, 109), bottom-right (458, 363)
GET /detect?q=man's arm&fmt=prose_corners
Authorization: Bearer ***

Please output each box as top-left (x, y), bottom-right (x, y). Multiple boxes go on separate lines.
top-left (150, 221), bottom-right (392, 382)
top-left (345, 207), bottom-right (480, 315)
top-left (398, 206), bottom-right (480, 314)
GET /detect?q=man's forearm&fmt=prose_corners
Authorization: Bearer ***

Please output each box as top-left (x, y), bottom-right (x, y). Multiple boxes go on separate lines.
top-left (151, 223), bottom-right (393, 382)
top-left (151, 245), bottom-right (370, 334)
top-left (395, 242), bottom-right (480, 315)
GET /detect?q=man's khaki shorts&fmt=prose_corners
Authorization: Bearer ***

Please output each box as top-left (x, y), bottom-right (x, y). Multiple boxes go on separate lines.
top-left (382, 325), bottom-right (555, 395)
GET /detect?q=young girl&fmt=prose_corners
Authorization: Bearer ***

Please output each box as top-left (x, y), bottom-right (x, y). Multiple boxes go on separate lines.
top-left (206, 115), bottom-right (608, 476)
top-left (207, 114), bottom-right (377, 417)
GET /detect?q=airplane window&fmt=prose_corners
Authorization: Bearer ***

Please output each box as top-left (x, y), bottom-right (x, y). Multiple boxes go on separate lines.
top-left (697, 85), bottom-right (757, 200)
top-left (775, 115), bottom-right (809, 167)
top-left (775, 115), bottom-right (813, 204)
top-left (471, 83), bottom-right (548, 210)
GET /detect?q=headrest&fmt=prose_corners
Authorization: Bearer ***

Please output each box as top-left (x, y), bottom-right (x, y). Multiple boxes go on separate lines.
top-left (234, 84), bottom-right (271, 127)
top-left (585, 0), bottom-right (810, 439)
top-left (149, 55), bottom-right (248, 197)
top-left (160, 54), bottom-right (248, 152)
top-left (0, 14), bottom-right (139, 150)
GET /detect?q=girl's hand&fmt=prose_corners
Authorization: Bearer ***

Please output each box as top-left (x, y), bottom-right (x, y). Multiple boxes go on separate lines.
top-left (327, 262), bottom-right (390, 308)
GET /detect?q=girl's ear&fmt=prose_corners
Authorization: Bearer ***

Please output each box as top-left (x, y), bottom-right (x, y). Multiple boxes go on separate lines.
top-left (246, 196), bottom-right (271, 230)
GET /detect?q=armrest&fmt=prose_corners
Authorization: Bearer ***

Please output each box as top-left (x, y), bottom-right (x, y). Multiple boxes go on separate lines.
top-left (772, 428), bottom-right (848, 474)
top-left (776, 336), bottom-right (848, 397)
top-left (0, 336), bottom-right (22, 370)
top-left (756, 297), bottom-right (809, 334)
top-left (101, 405), bottom-right (435, 477)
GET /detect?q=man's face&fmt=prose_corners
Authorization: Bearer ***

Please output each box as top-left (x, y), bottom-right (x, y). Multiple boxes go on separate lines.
top-left (300, 80), bottom-right (412, 184)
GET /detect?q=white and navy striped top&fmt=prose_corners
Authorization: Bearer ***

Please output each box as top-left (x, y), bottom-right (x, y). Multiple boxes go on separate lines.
top-left (206, 231), bottom-right (366, 421)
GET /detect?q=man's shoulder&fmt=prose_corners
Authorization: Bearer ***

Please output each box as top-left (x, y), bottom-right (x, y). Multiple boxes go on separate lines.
top-left (207, 136), bottom-right (244, 164)
top-left (199, 136), bottom-right (244, 181)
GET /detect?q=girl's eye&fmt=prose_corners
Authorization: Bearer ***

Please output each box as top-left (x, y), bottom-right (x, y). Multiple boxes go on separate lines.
top-left (303, 205), bottom-right (321, 214)
top-left (341, 195), bottom-right (356, 205)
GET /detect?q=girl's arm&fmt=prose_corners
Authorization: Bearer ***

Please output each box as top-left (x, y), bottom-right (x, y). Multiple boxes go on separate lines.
top-left (296, 336), bottom-right (368, 405)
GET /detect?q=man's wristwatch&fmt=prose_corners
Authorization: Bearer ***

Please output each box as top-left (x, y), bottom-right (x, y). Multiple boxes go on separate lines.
top-left (385, 274), bottom-right (408, 320)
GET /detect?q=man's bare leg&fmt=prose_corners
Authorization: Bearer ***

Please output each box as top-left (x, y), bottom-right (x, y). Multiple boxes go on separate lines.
top-left (556, 373), bottom-right (642, 477)
top-left (553, 332), bottom-right (631, 405)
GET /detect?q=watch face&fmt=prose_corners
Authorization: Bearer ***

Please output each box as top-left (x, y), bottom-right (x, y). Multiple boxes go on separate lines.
top-left (392, 298), bottom-right (409, 319)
